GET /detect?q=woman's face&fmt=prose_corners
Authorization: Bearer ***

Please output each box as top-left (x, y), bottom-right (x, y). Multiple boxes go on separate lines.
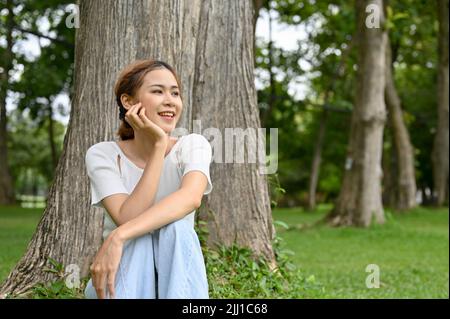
top-left (132, 68), bottom-right (183, 134)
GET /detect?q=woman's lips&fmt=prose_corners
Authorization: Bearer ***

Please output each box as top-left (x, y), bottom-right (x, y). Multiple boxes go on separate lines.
top-left (159, 114), bottom-right (174, 122)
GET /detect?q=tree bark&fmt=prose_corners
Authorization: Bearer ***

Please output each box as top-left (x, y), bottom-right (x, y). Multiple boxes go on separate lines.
top-left (47, 103), bottom-right (58, 170)
top-left (0, 0), bottom-right (274, 297)
top-left (192, 0), bottom-right (275, 263)
top-left (0, 0), bottom-right (17, 205)
top-left (327, 0), bottom-right (387, 227)
top-left (384, 37), bottom-right (417, 210)
top-left (432, 0), bottom-right (449, 206)
top-left (262, 6), bottom-right (275, 128)
top-left (381, 125), bottom-right (398, 207)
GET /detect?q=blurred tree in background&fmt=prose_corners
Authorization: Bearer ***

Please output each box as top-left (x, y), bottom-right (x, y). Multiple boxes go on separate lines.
top-left (254, 0), bottom-right (446, 210)
top-left (1, 0), bottom-right (74, 204)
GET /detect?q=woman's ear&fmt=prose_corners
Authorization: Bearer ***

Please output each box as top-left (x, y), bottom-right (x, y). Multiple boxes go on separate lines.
top-left (120, 94), bottom-right (134, 110)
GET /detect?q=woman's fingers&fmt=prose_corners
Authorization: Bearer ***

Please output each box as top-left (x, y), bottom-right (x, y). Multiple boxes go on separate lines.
top-left (107, 269), bottom-right (117, 299)
top-left (138, 107), bottom-right (167, 138)
top-left (138, 105), bottom-right (146, 120)
top-left (138, 107), bottom-right (157, 128)
top-left (92, 266), bottom-right (107, 299)
top-left (97, 272), bottom-right (108, 299)
top-left (138, 106), bottom-right (151, 123)
top-left (130, 103), bottom-right (145, 128)
top-left (124, 103), bottom-right (138, 126)
top-left (125, 102), bottom-right (144, 129)
top-left (124, 105), bottom-right (135, 129)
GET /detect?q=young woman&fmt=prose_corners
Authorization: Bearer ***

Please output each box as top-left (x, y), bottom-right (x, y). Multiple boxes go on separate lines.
top-left (84, 59), bottom-right (213, 299)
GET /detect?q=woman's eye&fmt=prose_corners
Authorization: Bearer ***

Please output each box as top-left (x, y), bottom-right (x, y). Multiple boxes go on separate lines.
top-left (153, 90), bottom-right (162, 94)
top-left (172, 92), bottom-right (179, 96)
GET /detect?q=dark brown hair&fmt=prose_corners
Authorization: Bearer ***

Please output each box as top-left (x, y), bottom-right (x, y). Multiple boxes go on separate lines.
top-left (114, 59), bottom-right (182, 140)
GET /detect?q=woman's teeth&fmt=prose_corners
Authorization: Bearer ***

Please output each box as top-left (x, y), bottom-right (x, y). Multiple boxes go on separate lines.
top-left (158, 112), bottom-right (174, 118)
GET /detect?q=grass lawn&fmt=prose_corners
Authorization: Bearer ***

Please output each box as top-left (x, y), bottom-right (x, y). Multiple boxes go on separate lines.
top-left (273, 205), bottom-right (449, 298)
top-left (0, 206), bottom-right (43, 283)
top-left (0, 204), bottom-right (448, 298)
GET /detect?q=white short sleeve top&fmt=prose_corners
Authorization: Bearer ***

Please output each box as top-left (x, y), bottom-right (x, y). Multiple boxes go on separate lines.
top-left (85, 133), bottom-right (213, 239)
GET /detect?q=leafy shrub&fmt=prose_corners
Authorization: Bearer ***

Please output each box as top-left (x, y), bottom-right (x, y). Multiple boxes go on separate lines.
top-left (8, 257), bottom-right (88, 299)
top-left (196, 220), bottom-right (324, 298)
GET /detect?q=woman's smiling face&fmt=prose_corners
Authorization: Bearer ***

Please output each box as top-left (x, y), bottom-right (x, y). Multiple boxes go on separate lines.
top-left (133, 68), bottom-right (183, 134)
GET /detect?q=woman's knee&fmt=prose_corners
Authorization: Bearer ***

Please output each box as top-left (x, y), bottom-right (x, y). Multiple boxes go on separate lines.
top-left (160, 218), bottom-right (192, 238)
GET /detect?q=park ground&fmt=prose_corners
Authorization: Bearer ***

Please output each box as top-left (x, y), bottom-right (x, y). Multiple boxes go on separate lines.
top-left (0, 204), bottom-right (448, 298)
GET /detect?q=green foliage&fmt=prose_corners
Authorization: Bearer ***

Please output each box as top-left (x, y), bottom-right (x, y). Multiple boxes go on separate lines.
top-left (255, 1), bottom-right (357, 205)
top-left (195, 219), bottom-right (324, 298)
top-left (2, 1), bottom-right (75, 200)
top-left (7, 109), bottom-right (66, 197)
top-left (5, 257), bottom-right (88, 299)
top-left (254, 0), bottom-right (440, 206)
top-left (4, 0), bottom-right (75, 119)
top-left (29, 277), bottom-right (88, 299)
top-left (267, 173), bottom-right (286, 208)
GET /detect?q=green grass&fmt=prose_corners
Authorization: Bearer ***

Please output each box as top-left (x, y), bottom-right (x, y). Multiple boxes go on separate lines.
top-left (272, 205), bottom-right (449, 298)
top-left (0, 204), bottom-right (448, 298)
top-left (0, 205), bottom-right (42, 283)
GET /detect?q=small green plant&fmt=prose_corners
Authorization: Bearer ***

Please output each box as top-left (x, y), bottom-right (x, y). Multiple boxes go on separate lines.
top-left (30, 278), bottom-right (87, 299)
top-left (10, 257), bottom-right (89, 299)
top-left (268, 173), bottom-right (286, 209)
top-left (195, 219), bottom-right (324, 298)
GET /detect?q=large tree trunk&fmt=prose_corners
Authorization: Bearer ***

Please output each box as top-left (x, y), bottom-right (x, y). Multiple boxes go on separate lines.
top-left (192, 1), bottom-right (275, 263)
top-left (432, 0), bottom-right (449, 206)
top-left (384, 37), bottom-right (417, 210)
top-left (327, 0), bottom-right (387, 227)
top-left (0, 0), bottom-right (17, 205)
top-left (0, 0), bottom-right (274, 297)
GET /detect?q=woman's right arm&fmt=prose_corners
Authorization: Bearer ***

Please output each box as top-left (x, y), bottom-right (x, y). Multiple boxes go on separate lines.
top-left (102, 141), bottom-right (166, 226)
top-left (101, 103), bottom-right (168, 226)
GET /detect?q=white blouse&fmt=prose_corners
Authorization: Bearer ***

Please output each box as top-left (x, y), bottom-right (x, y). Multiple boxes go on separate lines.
top-left (85, 133), bottom-right (213, 239)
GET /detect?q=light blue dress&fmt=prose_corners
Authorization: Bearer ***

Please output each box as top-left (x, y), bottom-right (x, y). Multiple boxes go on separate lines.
top-left (84, 134), bottom-right (212, 299)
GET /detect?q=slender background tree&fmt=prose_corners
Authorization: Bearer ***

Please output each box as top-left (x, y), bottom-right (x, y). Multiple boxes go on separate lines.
top-left (432, 0), bottom-right (449, 206)
top-left (327, 0), bottom-right (387, 226)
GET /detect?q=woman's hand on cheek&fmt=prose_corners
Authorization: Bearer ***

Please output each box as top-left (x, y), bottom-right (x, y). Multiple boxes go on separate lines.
top-left (137, 105), bottom-right (168, 144)
top-left (124, 102), bottom-right (168, 146)
top-left (124, 102), bottom-right (144, 131)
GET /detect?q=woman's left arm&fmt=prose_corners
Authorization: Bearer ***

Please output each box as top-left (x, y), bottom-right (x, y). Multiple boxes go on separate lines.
top-left (116, 170), bottom-right (207, 240)
top-left (90, 170), bottom-right (208, 299)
